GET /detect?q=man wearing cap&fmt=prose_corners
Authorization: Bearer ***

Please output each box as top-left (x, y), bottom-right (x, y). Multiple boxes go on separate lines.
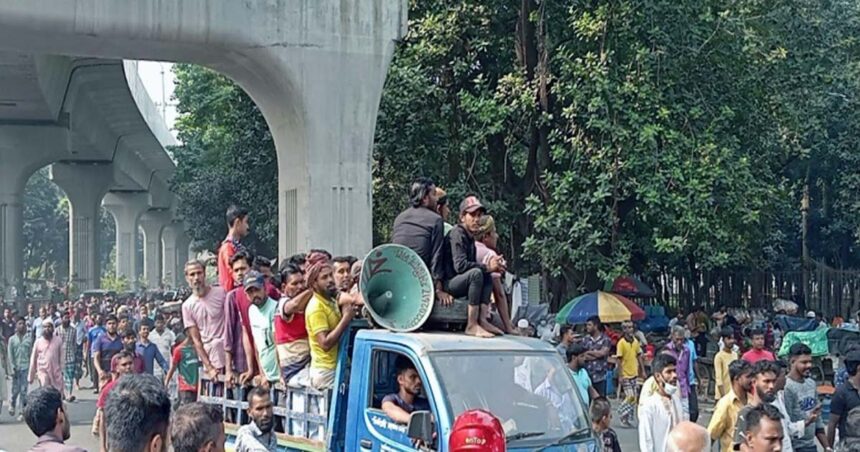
top-left (474, 215), bottom-right (514, 333)
top-left (29, 318), bottom-right (65, 396)
top-left (244, 271), bottom-right (283, 387)
top-left (828, 349), bottom-right (860, 450)
top-left (391, 177), bottom-right (454, 306)
top-left (444, 195), bottom-right (506, 337)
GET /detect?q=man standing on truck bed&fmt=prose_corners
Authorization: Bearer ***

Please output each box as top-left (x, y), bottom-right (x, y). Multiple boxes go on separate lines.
top-left (275, 264), bottom-right (312, 383)
top-left (305, 254), bottom-right (355, 390)
top-left (244, 271), bottom-right (282, 388)
top-left (182, 260), bottom-right (228, 384)
top-left (382, 356), bottom-right (430, 424)
top-left (217, 205), bottom-right (250, 293)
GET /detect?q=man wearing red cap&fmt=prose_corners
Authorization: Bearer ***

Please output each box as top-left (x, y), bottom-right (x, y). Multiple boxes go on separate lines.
top-left (444, 196), bottom-right (506, 337)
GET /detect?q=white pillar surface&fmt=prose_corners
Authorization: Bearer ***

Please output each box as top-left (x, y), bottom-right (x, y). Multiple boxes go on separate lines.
top-left (139, 210), bottom-right (172, 290)
top-left (50, 163), bottom-right (115, 291)
top-left (160, 221), bottom-right (188, 288)
top-left (0, 125), bottom-right (70, 298)
top-left (102, 192), bottom-right (150, 286)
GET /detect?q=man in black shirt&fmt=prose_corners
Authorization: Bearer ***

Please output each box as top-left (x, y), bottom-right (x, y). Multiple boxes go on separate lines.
top-left (828, 349), bottom-right (860, 449)
top-left (391, 177), bottom-right (453, 305)
top-left (445, 196), bottom-right (505, 337)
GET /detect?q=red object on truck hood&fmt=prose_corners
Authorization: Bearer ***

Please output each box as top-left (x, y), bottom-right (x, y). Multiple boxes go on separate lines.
top-left (449, 409), bottom-right (506, 452)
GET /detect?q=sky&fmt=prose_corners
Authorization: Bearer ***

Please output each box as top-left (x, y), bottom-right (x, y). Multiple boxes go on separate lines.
top-left (135, 60), bottom-right (178, 135)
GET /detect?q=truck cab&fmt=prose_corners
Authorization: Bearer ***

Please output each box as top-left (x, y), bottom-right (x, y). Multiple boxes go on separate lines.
top-left (210, 322), bottom-right (597, 451)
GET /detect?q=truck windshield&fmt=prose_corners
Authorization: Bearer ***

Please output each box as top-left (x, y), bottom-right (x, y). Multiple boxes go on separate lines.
top-left (430, 352), bottom-right (590, 445)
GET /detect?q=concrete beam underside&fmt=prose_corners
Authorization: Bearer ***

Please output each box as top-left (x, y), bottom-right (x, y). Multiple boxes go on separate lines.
top-left (0, 0), bottom-right (408, 260)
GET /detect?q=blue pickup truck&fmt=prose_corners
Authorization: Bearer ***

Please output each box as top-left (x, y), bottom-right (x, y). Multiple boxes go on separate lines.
top-left (205, 321), bottom-right (597, 451)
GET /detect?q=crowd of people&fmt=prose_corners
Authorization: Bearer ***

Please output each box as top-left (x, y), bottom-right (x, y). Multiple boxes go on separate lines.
top-left (7, 175), bottom-right (853, 451)
top-left (0, 176), bottom-right (530, 451)
top-left (555, 303), bottom-right (860, 452)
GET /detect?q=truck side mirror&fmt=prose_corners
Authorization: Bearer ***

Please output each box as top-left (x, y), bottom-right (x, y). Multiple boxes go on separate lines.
top-left (407, 410), bottom-right (434, 443)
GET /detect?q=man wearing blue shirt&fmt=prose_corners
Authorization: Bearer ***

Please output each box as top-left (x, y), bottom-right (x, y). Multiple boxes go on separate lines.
top-left (685, 334), bottom-right (699, 422)
top-left (135, 319), bottom-right (169, 375)
top-left (85, 313), bottom-right (106, 392)
top-left (566, 344), bottom-right (599, 408)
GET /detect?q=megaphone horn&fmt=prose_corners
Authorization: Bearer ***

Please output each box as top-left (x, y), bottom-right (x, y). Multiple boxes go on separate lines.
top-left (360, 244), bottom-right (434, 332)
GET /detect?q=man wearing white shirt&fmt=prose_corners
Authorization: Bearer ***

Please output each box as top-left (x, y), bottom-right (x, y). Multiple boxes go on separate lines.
top-left (639, 353), bottom-right (687, 452)
top-left (149, 313), bottom-right (177, 398)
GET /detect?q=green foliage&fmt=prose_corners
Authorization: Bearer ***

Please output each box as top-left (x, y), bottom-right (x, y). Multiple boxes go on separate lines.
top-left (170, 64), bottom-right (278, 257)
top-left (23, 168), bottom-right (68, 280)
top-left (21, 168), bottom-right (115, 282)
top-left (164, 0), bottom-right (860, 304)
top-left (100, 272), bottom-right (130, 292)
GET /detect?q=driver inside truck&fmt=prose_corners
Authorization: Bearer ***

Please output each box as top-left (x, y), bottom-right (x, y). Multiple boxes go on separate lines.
top-left (381, 356), bottom-right (430, 424)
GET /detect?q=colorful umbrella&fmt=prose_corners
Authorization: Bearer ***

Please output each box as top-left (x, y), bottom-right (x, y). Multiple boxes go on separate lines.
top-left (555, 291), bottom-right (646, 324)
top-left (607, 275), bottom-right (656, 298)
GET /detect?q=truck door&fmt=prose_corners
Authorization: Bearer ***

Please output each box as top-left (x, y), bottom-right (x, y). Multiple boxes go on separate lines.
top-left (356, 346), bottom-right (440, 451)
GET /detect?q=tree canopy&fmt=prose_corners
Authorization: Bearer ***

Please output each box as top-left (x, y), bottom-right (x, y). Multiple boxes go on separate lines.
top-left (167, 0), bottom-right (860, 307)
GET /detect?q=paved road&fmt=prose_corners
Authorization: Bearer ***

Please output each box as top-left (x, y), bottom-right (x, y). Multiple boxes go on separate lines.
top-left (0, 376), bottom-right (715, 452)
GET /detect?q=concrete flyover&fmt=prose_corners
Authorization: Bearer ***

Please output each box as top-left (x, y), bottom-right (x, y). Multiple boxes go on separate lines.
top-left (0, 0), bottom-right (408, 261)
top-left (0, 53), bottom-right (184, 294)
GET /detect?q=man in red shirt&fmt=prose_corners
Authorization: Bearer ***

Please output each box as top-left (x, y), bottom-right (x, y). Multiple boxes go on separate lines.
top-left (275, 265), bottom-right (313, 383)
top-left (224, 250), bottom-right (255, 387)
top-left (97, 351), bottom-right (134, 450)
top-left (742, 329), bottom-right (776, 363)
top-left (217, 205), bottom-right (250, 292)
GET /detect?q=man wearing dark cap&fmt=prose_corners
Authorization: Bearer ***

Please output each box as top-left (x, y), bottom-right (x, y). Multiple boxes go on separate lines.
top-left (245, 271), bottom-right (282, 387)
top-left (445, 195), bottom-right (506, 337)
top-left (391, 177), bottom-right (454, 306)
top-left (828, 349), bottom-right (860, 450)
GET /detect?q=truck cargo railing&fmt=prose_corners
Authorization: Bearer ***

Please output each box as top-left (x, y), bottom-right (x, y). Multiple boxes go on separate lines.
top-left (198, 373), bottom-right (332, 451)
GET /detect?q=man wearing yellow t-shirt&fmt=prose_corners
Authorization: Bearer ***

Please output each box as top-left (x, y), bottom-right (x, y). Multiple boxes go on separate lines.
top-left (616, 321), bottom-right (646, 427)
top-left (304, 253), bottom-right (355, 390)
top-left (713, 327), bottom-right (738, 400)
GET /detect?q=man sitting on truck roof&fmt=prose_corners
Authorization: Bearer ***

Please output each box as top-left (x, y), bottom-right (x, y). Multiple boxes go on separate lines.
top-left (382, 356), bottom-right (430, 424)
top-left (391, 177), bottom-right (455, 308)
top-left (305, 253), bottom-right (356, 390)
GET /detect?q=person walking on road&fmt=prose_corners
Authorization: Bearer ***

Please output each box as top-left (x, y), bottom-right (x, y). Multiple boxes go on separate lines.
top-left (638, 353), bottom-right (686, 452)
top-left (8, 317), bottom-right (32, 419)
top-left (29, 318), bottom-right (65, 397)
top-left (783, 343), bottom-right (830, 452)
top-left (707, 359), bottom-right (753, 452)
top-left (714, 327), bottom-right (738, 399)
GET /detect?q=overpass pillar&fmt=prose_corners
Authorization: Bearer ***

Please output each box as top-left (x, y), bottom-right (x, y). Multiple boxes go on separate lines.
top-left (139, 210), bottom-right (172, 290)
top-left (102, 192), bottom-right (149, 288)
top-left (50, 163), bottom-right (114, 292)
top-left (161, 221), bottom-right (188, 288)
top-left (0, 125), bottom-right (69, 300)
